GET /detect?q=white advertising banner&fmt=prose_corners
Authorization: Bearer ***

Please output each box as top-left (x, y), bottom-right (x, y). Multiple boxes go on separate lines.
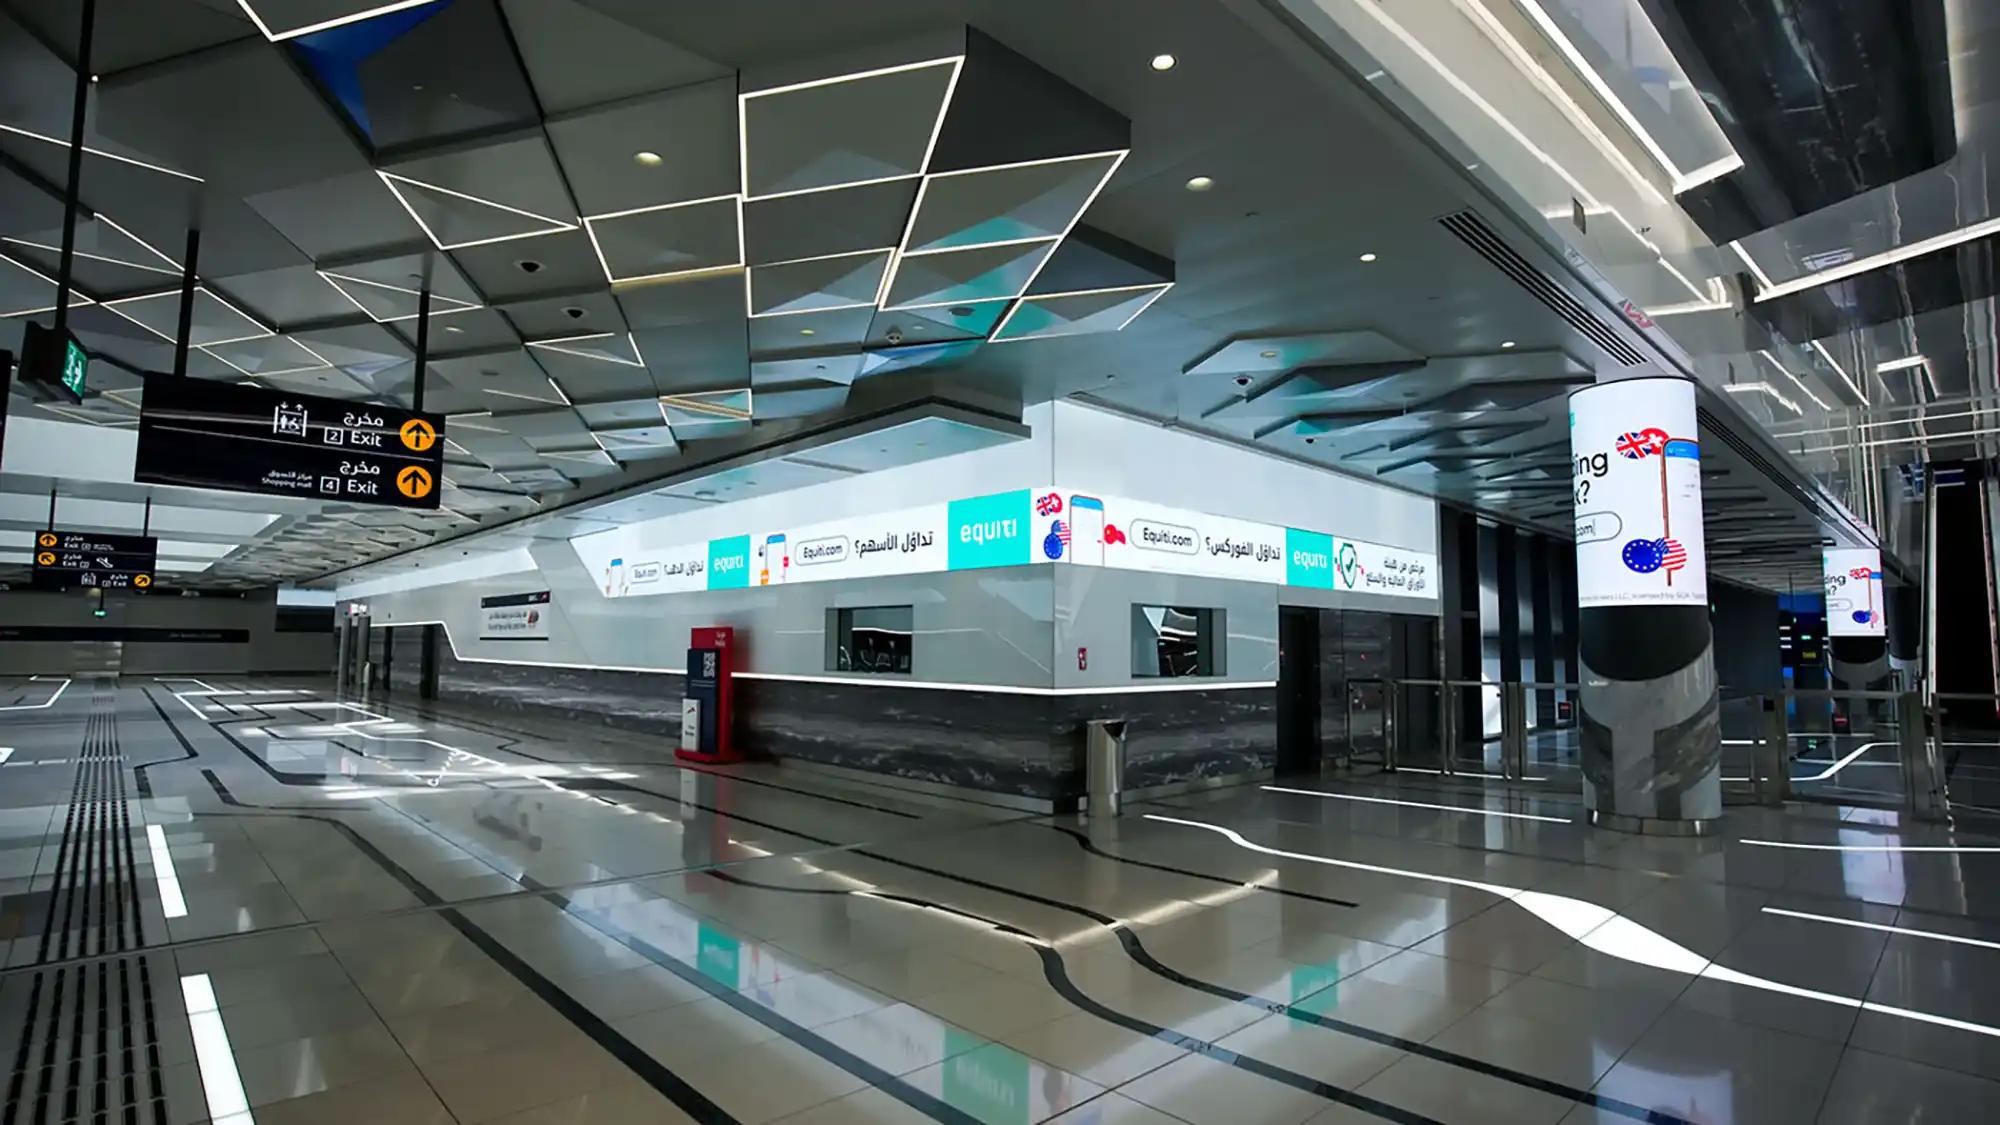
top-left (569, 485), bottom-right (1436, 600)
top-left (1570, 378), bottom-right (1707, 607)
top-left (478, 591), bottom-right (551, 640)
top-left (1823, 547), bottom-right (1886, 637)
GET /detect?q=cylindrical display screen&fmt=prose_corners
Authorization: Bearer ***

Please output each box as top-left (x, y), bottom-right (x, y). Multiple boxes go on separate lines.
top-left (1824, 547), bottom-right (1886, 637)
top-left (1570, 377), bottom-right (1707, 608)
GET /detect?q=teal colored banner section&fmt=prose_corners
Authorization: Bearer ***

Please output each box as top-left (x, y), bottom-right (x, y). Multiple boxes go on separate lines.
top-left (947, 490), bottom-right (1031, 570)
top-left (707, 535), bottom-right (750, 589)
top-left (1285, 527), bottom-right (1333, 589)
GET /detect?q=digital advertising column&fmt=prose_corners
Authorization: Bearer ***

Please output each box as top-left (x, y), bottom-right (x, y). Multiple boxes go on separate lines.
top-left (1824, 546), bottom-right (1891, 695)
top-left (1569, 377), bottom-right (1721, 832)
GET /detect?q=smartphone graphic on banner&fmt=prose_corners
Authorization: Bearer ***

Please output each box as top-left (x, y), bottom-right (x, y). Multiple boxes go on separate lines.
top-left (759, 533), bottom-right (789, 585)
top-left (1068, 496), bottom-right (1105, 565)
top-left (606, 558), bottom-right (625, 597)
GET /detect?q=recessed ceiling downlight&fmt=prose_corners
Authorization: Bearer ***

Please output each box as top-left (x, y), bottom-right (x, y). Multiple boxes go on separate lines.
top-left (1185, 176), bottom-right (1214, 192)
top-left (634, 151), bottom-right (663, 167)
top-left (1150, 54), bottom-right (1177, 71)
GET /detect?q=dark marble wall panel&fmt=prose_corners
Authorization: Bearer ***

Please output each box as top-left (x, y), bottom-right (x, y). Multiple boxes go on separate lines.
top-left (421, 645), bottom-right (1276, 803)
top-left (432, 647), bottom-right (684, 738)
top-left (735, 678), bottom-right (1065, 798)
top-left (1053, 687), bottom-right (1277, 794)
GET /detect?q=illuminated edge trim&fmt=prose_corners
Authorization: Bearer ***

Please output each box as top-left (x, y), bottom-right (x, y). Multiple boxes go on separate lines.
top-left (988, 281), bottom-right (1173, 343)
top-left (1, 239), bottom-right (178, 276)
top-left (878, 238), bottom-right (1061, 313)
top-left (1721, 382), bottom-right (1801, 416)
top-left (377, 170), bottom-right (579, 251)
top-left (369, 619), bottom-right (1276, 695)
top-left (899, 149), bottom-right (1131, 255)
top-left (235, 0), bottom-right (439, 41)
top-left (145, 824), bottom-right (187, 918)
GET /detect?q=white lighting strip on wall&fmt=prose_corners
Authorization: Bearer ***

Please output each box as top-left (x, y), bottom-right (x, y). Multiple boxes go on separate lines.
top-left (145, 824), bottom-right (187, 918)
top-left (369, 619), bottom-right (1276, 695)
top-left (1261, 785), bottom-right (1571, 823)
top-left (180, 974), bottom-right (253, 1123)
top-left (1147, 814), bottom-right (2000, 1040)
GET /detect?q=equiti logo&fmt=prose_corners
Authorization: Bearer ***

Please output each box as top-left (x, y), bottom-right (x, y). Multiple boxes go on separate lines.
top-left (959, 517), bottom-right (1018, 546)
top-left (713, 554), bottom-right (744, 573)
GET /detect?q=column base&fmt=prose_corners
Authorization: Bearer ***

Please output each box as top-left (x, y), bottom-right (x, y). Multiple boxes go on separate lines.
top-left (1588, 810), bottom-right (1718, 837)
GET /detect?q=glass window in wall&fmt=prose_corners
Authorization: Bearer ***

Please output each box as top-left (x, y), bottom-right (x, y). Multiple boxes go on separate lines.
top-left (1132, 605), bottom-right (1224, 677)
top-left (829, 606), bottom-right (913, 674)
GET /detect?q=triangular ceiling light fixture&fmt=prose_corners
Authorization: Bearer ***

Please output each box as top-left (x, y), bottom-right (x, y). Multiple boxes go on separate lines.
top-left (377, 171), bottom-right (577, 250)
top-left (525, 332), bottom-right (644, 367)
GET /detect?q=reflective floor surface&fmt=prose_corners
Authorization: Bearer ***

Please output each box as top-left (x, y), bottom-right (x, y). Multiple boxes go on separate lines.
top-left (3, 675), bottom-right (2000, 1123)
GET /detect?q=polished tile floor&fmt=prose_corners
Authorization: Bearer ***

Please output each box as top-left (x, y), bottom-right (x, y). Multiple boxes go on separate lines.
top-left (3, 675), bottom-right (1999, 1123)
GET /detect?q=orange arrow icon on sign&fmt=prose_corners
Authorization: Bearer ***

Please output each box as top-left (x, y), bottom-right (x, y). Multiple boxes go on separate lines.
top-left (36, 552), bottom-right (55, 567)
top-left (400, 418), bottom-right (437, 452)
top-left (37, 532), bottom-right (56, 548)
top-left (133, 574), bottom-right (152, 589)
top-left (396, 465), bottom-right (434, 499)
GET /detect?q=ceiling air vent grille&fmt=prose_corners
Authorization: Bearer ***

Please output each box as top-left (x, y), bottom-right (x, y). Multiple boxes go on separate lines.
top-left (1436, 210), bottom-right (1647, 367)
top-left (1695, 405), bottom-right (1821, 516)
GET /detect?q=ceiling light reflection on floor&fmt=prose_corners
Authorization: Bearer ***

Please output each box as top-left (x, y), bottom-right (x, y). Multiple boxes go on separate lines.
top-left (1762, 906), bottom-right (2000, 951)
top-left (181, 974), bottom-right (253, 1122)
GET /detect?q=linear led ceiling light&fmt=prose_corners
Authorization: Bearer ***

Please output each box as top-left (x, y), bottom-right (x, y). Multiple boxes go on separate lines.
top-left (1722, 382), bottom-right (1802, 415)
top-left (317, 271), bottom-right (482, 323)
top-left (235, 0), bottom-right (442, 42)
top-left (1751, 214), bottom-right (2000, 303)
top-left (1811, 340), bottom-right (1867, 404)
top-left (743, 247), bottom-right (898, 318)
top-left (0, 122), bottom-right (202, 182)
top-left (102, 286), bottom-right (272, 347)
top-left (581, 194), bottom-right (743, 286)
top-left (525, 331), bottom-right (645, 367)
top-left (0, 253), bottom-right (98, 318)
top-left (987, 281), bottom-right (1174, 342)
top-left (200, 337), bottom-right (335, 379)
top-left (1756, 349), bottom-right (1831, 412)
top-left (377, 171), bottom-right (578, 251)
top-left (1504, 0), bottom-right (1742, 194)
top-left (738, 56), bottom-right (964, 201)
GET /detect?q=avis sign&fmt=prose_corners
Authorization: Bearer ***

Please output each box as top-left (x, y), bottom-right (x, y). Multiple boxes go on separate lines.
top-left (1570, 378), bottom-right (1706, 607)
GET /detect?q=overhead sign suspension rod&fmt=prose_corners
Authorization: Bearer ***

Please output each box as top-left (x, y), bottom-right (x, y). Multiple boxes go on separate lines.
top-left (51, 0), bottom-right (96, 344)
top-left (173, 229), bottom-right (200, 378)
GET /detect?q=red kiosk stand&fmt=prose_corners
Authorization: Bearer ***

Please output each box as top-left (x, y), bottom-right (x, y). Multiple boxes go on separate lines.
top-left (677, 626), bottom-right (741, 763)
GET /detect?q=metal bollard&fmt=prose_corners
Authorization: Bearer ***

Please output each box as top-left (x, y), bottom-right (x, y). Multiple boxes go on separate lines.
top-left (1085, 719), bottom-right (1128, 819)
top-left (1383, 681), bottom-right (1400, 771)
top-left (1896, 692), bottom-right (1948, 822)
top-left (1439, 683), bottom-right (1457, 777)
top-left (1501, 683), bottom-right (1528, 780)
top-left (1753, 695), bottom-right (1789, 806)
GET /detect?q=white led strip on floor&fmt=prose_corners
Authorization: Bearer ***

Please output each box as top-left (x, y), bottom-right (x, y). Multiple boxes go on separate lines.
top-left (1145, 813), bottom-right (2000, 1040)
top-left (0, 678), bottom-right (71, 711)
top-left (1261, 786), bottom-right (1572, 824)
top-left (1737, 839), bottom-right (2000, 854)
top-left (181, 975), bottom-right (253, 1124)
top-left (145, 825), bottom-right (187, 919)
top-left (1762, 906), bottom-right (2000, 952)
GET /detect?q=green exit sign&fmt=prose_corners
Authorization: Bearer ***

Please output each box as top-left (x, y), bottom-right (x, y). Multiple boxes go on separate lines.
top-left (21, 321), bottom-right (86, 404)
top-left (60, 337), bottom-right (86, 401)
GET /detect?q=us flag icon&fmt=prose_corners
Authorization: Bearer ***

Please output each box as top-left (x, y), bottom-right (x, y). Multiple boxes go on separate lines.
top-left (1659, 537), bottom-right (1686, 574)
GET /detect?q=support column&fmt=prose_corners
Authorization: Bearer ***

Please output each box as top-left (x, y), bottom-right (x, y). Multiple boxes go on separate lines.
top-left (420, 623), bottom-right (440, 701)
top-left (1569, 377), bottom-right (1720, 833)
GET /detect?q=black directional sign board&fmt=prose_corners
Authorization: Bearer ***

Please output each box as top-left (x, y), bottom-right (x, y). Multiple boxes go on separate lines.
top-left (134, 375), bottom-right (444, 510)
top-left (32, 529), bottom-right (158, 591)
